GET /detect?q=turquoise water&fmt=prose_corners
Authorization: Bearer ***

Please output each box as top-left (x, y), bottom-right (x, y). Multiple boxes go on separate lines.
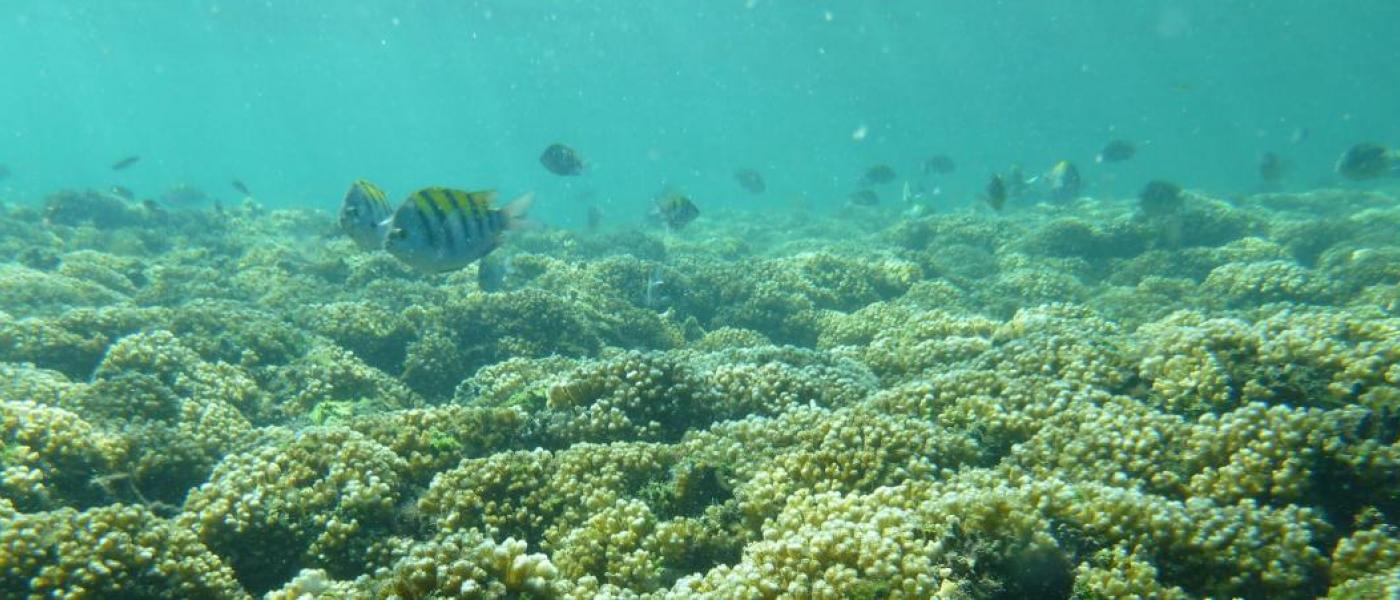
top-left (4, 2), bottom-right (1398, 218)
top-left (4, 3), bottom-right (1400, 599)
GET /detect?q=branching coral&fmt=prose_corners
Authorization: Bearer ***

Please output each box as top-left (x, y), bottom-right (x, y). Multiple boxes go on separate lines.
top-left (1, 185), bottom-right (1398, 598)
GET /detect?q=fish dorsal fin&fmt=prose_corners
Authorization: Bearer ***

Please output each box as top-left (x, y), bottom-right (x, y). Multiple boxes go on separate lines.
top-left (407, 187), bottom-right (441, 209)
top-left (408, 187), bottom-right (468, 213)
top-left (465, 190), bottom-right (498, 211)
top-left (350, 179), bottom-right (387, 203)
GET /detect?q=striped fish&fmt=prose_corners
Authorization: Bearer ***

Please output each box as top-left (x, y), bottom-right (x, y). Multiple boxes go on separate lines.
top-left (384, 187), bottom-right (533, 273)
top-left (339, 179), bottom-right (393, 250)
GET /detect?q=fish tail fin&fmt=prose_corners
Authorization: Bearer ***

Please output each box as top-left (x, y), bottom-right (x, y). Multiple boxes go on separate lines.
top-left (501, 192), bottom-right (537, 229)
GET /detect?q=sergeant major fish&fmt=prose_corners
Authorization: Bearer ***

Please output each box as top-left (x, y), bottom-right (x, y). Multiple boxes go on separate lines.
top-left (339, 179), bottom-right (393, 251)
top-left (384, 187), bottom-right (533, 273)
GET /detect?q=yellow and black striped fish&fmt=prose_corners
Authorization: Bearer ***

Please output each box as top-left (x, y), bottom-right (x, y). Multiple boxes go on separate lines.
top-left (339, 180), bottom-right (393, 251)
top-left (384, 187), bottom-right (533, 273)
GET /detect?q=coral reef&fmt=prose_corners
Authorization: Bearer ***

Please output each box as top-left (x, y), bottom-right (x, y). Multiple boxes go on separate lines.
top-left (0, 503), bottom-right (247, 599)
top-left (2, 186), bottom-right (1399, 598)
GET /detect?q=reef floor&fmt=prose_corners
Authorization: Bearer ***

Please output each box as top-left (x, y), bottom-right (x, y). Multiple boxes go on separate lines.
top-left (2, 187), bottom-right (1399, 599)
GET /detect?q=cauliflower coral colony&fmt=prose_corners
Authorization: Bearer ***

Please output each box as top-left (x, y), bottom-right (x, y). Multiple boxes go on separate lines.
top-left (1, 187), bottom-right (1399, 599)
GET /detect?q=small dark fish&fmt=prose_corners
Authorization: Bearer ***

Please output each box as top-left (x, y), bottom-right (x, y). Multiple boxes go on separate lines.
top-left (923, 155), bottom-right (955, 174)
top-left (1005, 164), bottom-right (1030, 198)
top-left (111, 156), bottom-right (141, 171)
top-left (984, 175), bottom-right (1007, 211)
top-left (651, 192), bottom-right (699, 231)
top-left (1095, 140), bottom-right (1136, 163)
top-left (540, 143), bottom-right (586, 176)
top-left (109, 185), bottom-right (135, 201)
top-left (384, 187), bottom-right (533, 272)
top-left (1258, 152), bottom-right (1286, 183)
top-left (231, 180), bottom-right (251, 196)
top-left (1335, 142), bottom-right (1395, 181)
top-left (477, 255), bottom-right (513, 292)
top-left (848, 189), bottom-right (879, 206)
top-left (734, 168), bottom-right (766, 194)
top-left (1045, 160), bottom-right (1081, 202)
top-left (586, 204), bottom-right (604, 232)
top-left (861, 164), bottom-right (897, 185)
top-left (1138, 180), bottom-right (1183, 217)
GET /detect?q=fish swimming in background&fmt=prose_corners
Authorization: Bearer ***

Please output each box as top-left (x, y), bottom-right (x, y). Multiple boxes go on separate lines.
top-left (109, 185), bottom-right (135, 201)
top-left (586, 204), bottom-right (604, 232)
top-left (650, 191), bottom-right (699, 231)
top-left (984, 174), bottom-right (1007, 211)
top-left (0, 164), bottom-right (10, 180)
top-left (1138, 180), bottom-right (1183, 217)
top-left (231, 180), bottom-right (251, 196)
top-left (1095, 139), bottom-right (1136, 163)
top-left (476, 255), bottom-right (514, 292)
top-left (1004, 164), bottom-right (1031, 198)
top-left (384, 187), bottom-right (533, 273)
top-left (1335, 142), bottom-right (1398, 181)
top-left (1044, 160), bottom-right (1081, 202)
top-left (339, 179), bottom-right (394, 251)
top-left (540, 143), bottom-right (586, 176)
top-left (1258, 152), bottom-right (1287, 183)
top-left (643, 263), bottom-right (666, 308)
top-left (861, 164), bottom-right (897, 185)
top-left (734, 168), bottom-right (766, 194)
top-left (111, 155), bottom-right (141, 170)
top-left (848, 189), bottom-right (879, 206)
top-left (923, 155), bottom-right (955, 174)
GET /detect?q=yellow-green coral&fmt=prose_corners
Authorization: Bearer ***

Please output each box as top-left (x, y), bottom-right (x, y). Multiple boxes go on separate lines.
top-left (2, 186), bottom-right (1400, 598)
top-left (0, 503), bottom-right (247, 599)
top-left (181, 427), bottom-right (408, 594)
